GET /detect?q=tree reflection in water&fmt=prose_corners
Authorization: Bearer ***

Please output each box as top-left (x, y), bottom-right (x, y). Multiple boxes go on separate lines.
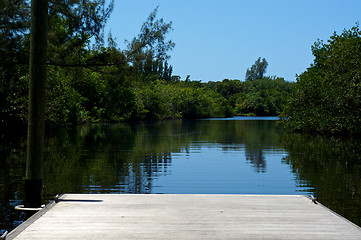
top-left (245, 147), bottom-right (266, 173)
top-left (281, 133), bottom-right (361, 226)
top-left (2, 118), bottom-right (361, 232)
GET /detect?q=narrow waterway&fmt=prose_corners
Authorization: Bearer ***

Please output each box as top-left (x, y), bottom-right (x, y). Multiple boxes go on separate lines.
top-left (1, 117), bottom-right (361, 234)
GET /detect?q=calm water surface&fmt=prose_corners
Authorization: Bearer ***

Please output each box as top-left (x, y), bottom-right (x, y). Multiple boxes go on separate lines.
top-left (1, 117), bottom-right (361, 233)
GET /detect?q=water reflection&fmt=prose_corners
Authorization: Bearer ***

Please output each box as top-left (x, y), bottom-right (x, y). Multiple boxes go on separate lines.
top-left (281, 133), bottom-right (361, 226)
top-left (0, 119), bottom-right (289, 233)
top-left (245, 147), bottom-right (266, 173)
top-left (43, 123), bottom-right (176, 195)
top-left (2, 118), bottom-right (361, 233)
top-left (0, 126), bottom-right (26, 233)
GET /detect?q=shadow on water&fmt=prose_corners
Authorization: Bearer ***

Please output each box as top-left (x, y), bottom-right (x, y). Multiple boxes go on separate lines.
top-left (281, 133), bottom-right (361, 226)
top-left (0, 124), bottom-right (27, 234)
top-left (1, 118), bottom-right (361, 232)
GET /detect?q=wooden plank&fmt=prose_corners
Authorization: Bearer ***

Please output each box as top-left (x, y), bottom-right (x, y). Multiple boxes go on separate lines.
top-left (8, 194), bottom-right (361, 239)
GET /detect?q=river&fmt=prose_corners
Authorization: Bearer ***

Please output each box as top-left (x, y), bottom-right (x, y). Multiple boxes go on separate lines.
top-left (1, 117), bottom-right (361, 234)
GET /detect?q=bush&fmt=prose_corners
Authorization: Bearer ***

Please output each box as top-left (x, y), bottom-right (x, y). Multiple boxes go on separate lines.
top-left (46, 66), bottom-right (88, 126)
top-left (133, 81), bottom-right (232, 120)
top-left (282, 24), bottom-right (361, 135)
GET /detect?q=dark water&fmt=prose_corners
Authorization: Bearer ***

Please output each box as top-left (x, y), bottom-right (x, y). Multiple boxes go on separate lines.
top-left (1, 117), bottom-right (361, 234)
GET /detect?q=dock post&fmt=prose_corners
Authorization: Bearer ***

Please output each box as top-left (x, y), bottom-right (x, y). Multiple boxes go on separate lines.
top-left (25, 0), bottom-right (48, 214)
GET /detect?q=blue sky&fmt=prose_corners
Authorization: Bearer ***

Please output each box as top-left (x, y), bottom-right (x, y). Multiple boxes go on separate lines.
top-left (105, 0), bottom-right (361, 82)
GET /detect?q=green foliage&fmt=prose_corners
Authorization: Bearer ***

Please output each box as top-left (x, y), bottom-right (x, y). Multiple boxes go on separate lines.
top-left (47, 0), bottom-right (114, 65)
top-left (0, 0), bottom-right (30, 64)
top-left (237, 77), bottom-right (294, 116)
top-left (125, 7), bottom-right (175, 82)
top-left (126, 6), bottom-right (174, 62)
top-left (132, 81), bottom-right (232, 120)
top-left (177, 86), bottom-right (232, 119)
top-left (208, 78), bottom-right (294, 117)
top-left (46, 66), bottom-right (88, 126)
top-left (245, 57), bottom-right (268, 81)
top-left (0, 0), bottom-right (115, 126)
top-left (0, 0), bottom-right (30, 124)
top-left (1, 2), bottom-right (294, 126)
top-left (0, 65), bottom-right (29, 124)
top-left (282, 24), bottom-right (361, 135)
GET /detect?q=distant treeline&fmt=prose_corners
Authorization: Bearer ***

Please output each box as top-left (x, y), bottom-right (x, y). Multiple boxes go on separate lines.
top-left (1, 1), bottom-right (360, 136)
top-left (0, 2), bottom-right (294, 127)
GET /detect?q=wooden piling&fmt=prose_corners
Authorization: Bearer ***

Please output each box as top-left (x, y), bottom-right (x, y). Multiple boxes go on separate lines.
top-left (25, 0), bottom-right (48, 209)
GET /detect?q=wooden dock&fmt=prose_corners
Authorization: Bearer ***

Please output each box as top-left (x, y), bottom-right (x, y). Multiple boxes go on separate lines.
top-left (7, 194), bottom-right (361, 239)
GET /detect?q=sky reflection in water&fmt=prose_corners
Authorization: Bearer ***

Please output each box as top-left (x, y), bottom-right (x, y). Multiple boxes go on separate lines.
top-left (4, 118), bottom-right (361, 233)
top-left (80, 119), bottom-right (311, 195)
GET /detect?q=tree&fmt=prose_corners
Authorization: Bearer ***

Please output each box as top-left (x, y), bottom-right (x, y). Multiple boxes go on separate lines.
top-left (0, 0), bottom-right (30, 65)
top-left (0, 0), bottom-right (31, 123)
top-left (282, 23), bottom-right (361, 135)
top-left (47, 0), bottom-right (114, 66)
top-left (0, 0), bottom-right (115, 125)
top-left (125, 6), bottom-right (175, 81)
top-left (0, 0), bottom-right (114, 67)
top-left (236, 77), bottom-right (294, 116)
top-left (245, 57), bottom-right (268, 81)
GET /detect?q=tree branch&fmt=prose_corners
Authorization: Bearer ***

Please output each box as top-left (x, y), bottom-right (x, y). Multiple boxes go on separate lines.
top-left (47, 61), bottom-right (126, 67)
top-left (0, 61), bottom-right (127, 67)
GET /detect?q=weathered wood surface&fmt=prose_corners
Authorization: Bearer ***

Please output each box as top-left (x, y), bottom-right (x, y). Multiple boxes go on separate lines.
top-left (8, 194), bottom-right (361, 239)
